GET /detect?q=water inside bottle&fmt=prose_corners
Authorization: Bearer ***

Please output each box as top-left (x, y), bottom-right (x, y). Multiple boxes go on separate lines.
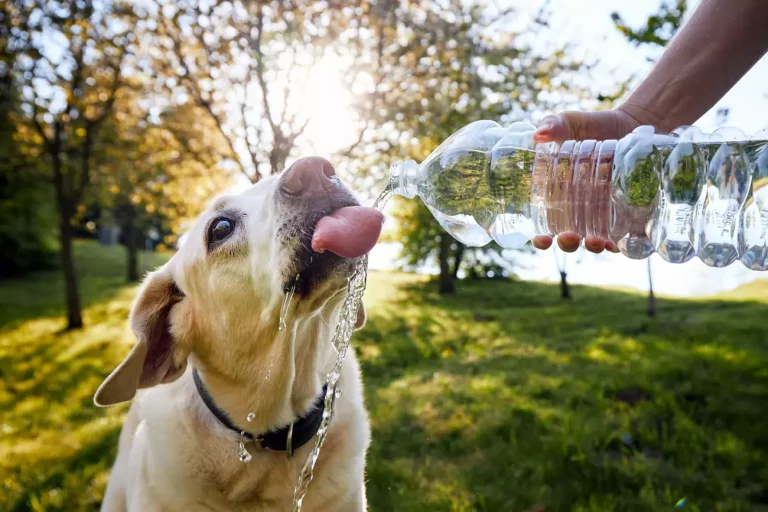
top-left (292, 186), bottom-right (391, 512)
top-left (419, 144), bottom-right (552, 248)
top-left (697, 140), bottom-right (751, 267)
top-left (487, 145), bottom-right (537, 247)
top-left (420, 148), bottom-right (493, 246)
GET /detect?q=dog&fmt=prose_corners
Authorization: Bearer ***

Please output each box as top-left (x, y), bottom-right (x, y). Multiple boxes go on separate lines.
top-left (94, 157), bottom-right (384, 511)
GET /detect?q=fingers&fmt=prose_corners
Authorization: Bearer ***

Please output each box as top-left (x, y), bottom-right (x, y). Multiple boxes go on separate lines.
top-left (532, 234), bottom-right (620, 254)
top-left (534, 111), bottom-right (589, 143)
top-left (532, 235), bottom-right (553, 250)
top-left (584, 236), bottom-right (606, 253)
top-left (533, 115), bottom-right (570, 143)
top-left (556, 232), bottom-right (581, 252)
top-left (534, 110), bottom-right (639, 144)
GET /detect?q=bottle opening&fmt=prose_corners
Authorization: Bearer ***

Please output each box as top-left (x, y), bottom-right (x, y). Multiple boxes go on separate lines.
top-left (389, 160), bottom-right (420, 199)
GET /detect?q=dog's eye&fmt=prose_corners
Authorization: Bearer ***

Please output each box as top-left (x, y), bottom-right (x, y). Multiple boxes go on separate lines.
top-left (209, 218), bottom-right (235, 244)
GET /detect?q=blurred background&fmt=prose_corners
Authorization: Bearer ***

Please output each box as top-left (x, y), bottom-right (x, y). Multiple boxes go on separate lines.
top-left (1, 0), bottom-right (767, 510)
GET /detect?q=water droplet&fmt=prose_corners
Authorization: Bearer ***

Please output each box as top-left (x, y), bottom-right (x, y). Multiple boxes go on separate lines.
top-left (238, 447), bottom-right (252, 463)
top-left (334, 388), bottom-right (342, 399)
top-left (246, 413), bottom-right (255, 423)
top-left (237, 433), bottom-right (252, 463)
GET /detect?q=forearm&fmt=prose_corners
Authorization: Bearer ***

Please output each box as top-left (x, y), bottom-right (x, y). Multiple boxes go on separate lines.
top-left (620, 0), bottom-right (768, 132)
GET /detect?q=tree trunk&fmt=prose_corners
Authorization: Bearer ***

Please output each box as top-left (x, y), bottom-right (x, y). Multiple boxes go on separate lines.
top-left (51, 122), bottom-right (83, 330)
top-left (126, 217), bottom-right (139, 282)
top-left (451, 242), bottom-right (465, 280)
top-left (647, 259), bottom-right (656, 317)
top-left (58, 218), bottom-right (83, 329)
top-left (560, 271), bottom-right (571, 300)
top-left (438, 235), bottom-right (455, 295)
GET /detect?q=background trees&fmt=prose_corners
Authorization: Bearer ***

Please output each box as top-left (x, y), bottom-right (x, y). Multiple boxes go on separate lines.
top-left (2, 0), bottom-right (137, 328)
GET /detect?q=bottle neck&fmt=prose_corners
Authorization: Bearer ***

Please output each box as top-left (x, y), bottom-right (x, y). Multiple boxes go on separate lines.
top-left (388, 160), bottom-right (421, 199)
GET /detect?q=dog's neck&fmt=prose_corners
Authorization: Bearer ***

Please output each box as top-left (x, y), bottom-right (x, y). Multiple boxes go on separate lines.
top-left (190, 308), bottom-right (337, 436)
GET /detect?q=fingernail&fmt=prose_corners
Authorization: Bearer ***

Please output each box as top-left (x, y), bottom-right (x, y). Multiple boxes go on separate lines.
top-left (536, 122), bottom-right (553, 133)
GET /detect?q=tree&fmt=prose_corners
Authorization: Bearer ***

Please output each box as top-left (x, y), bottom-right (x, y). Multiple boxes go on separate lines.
top-left (554, 247), bottom-right (571, 300)
top-left (346, 1), bottom-right (588, 293)
top-left (4, 0), bottom-right (137, 328)
top-left (145, 0), bottom-right (360, 183)
top-left (93, 82), bottom-right (231, 281)
top-left (612, 0), bottom-right (688, 316)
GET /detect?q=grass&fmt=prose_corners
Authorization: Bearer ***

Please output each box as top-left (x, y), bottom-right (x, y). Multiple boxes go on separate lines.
top-left (0, 242), bottom-right (170, 511)
top-left (2, 241), bottom-right (768, 511)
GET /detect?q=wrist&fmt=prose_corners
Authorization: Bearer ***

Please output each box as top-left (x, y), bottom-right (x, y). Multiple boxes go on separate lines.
top-left (615, 102), bottom-right (673, 134)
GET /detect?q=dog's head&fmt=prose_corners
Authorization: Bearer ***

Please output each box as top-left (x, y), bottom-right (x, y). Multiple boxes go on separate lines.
top-left (94, 157), bottom-right (383, 406)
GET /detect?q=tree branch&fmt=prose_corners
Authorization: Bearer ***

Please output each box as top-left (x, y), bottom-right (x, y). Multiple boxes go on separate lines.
top-left (73, 124), bottom-right (94, 205)
top-left (252, 9), bottom-right (278, 136)
top-left (160, 15), bottom-right (254, 182)
top-left (337, 121), bottom-right (370, 158)
top-left (26, 61), bottom-right (51, 149)
top-left (87, 48), bottom-right (125, 127)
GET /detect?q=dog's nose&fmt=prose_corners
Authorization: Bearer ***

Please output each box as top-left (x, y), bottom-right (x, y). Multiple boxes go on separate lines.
top-left (281, 157), bottom-right (336, 196)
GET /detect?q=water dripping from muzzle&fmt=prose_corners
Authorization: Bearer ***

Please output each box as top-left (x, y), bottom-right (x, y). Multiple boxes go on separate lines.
top-left (292, 185), bottom-right (392, 511)
top-left (279, 274), bottom-right (300, 332)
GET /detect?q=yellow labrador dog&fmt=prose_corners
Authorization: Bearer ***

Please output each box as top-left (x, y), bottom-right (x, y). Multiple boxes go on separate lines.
top-left (94, 157), bottom-right (383, 511)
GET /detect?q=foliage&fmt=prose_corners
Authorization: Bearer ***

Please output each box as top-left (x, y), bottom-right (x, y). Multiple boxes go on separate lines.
top-left (5, 0), bottom-right (137, 207)
top-left (89, 80), bottom-right (231, 277)
top-left (89, 81), bottom-right (232, 280)
top-left (612, 1), bottom-right (688, 48)
top-left (2, 0), bottom-right (139, 328)
top-left (1, 242), bottom-right (767, 510)
top-left (0, 43), bottom-right (57, 276)
top-left (0, 161), bottom-right (58, 277)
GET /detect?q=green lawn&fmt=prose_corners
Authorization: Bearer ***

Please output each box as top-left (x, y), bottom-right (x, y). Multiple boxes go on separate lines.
top-left (1, 241), bottom-right (767, 511)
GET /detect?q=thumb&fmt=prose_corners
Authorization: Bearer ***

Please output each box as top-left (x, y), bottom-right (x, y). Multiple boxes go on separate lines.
top-left (534, 111), bottom-right (590, 143)
top-left (535, 110), bottom-right (639, 143)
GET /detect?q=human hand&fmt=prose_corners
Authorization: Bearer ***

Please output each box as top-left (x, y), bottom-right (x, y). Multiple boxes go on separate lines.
top-left (531, 108), bottom-right (645, 253)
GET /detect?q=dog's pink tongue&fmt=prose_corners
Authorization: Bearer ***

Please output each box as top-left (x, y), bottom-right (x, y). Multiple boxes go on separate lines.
top-left (311, 207), bottom-right (384, 258)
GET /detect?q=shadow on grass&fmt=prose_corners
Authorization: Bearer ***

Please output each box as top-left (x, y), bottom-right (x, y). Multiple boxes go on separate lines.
top-left (357, 274), bottom-right (768, 512)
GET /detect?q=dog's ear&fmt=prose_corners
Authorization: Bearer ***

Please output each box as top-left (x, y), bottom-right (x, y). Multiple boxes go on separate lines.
top-left (94, 268), bottom-right (188, 407)
top-left (354, 302), bottom-right (366, 330)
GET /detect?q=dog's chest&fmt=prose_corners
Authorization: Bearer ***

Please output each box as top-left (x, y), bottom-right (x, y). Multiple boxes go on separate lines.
top-left (211, 451), bottom-right (299, 507)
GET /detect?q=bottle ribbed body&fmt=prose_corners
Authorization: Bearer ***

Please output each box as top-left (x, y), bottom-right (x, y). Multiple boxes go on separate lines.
top-left (389, 121), bottom-right (768, 269)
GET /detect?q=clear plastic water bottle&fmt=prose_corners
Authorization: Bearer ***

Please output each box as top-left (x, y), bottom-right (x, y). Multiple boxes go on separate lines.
top-left (388, 120), bottom-right (768, 269)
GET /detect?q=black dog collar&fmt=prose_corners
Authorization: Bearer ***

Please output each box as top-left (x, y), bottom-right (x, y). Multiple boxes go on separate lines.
top-left (192, 368), bottom-right (327, 456)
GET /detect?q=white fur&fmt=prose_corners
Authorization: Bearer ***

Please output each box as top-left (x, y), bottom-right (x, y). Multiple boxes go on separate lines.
top-left (98, 175), bottom-right (371, 511)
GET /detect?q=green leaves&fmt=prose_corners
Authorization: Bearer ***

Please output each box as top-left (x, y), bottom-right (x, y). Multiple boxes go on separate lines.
top-left (611, 0), bottom-right (688, 48)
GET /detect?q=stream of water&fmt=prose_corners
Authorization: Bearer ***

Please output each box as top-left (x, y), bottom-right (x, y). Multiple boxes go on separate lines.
top-left (291, 186), bottom-right (392, 511)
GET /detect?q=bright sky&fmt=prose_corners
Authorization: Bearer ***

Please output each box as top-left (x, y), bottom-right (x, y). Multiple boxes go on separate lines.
top-left (366, 0), bottom-right (768, 297)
